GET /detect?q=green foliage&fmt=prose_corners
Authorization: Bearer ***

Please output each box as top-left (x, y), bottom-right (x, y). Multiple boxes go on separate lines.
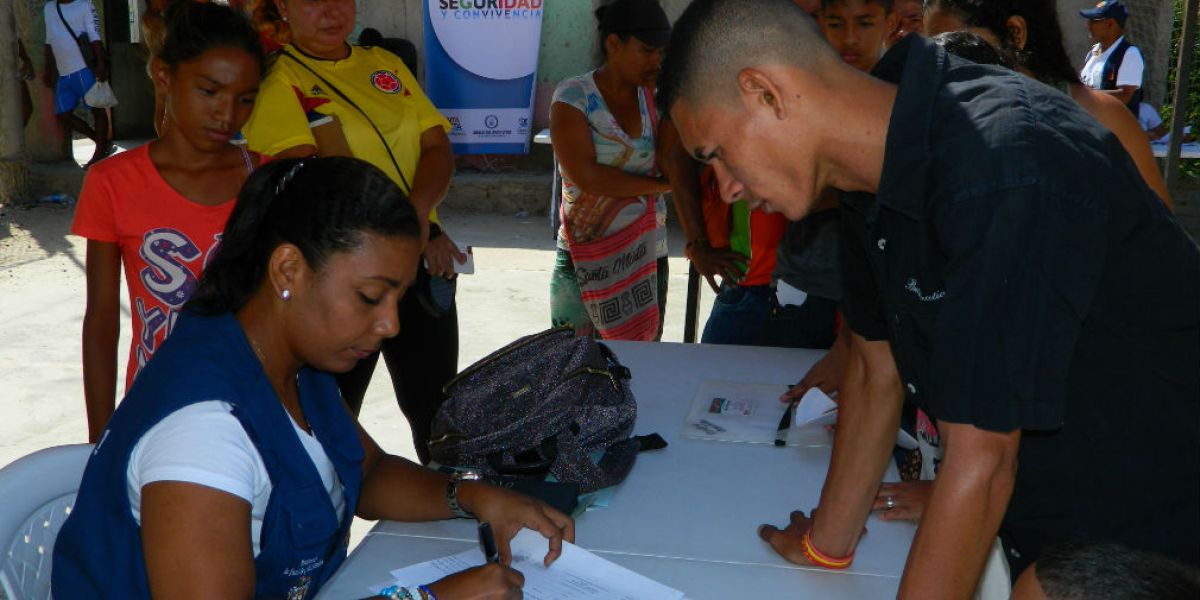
top-left (1163, 0), bottom-right (1200, 178)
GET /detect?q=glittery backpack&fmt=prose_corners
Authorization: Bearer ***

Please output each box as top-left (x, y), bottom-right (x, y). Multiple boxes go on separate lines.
top-left (429, 328), bottom-right (660, 493)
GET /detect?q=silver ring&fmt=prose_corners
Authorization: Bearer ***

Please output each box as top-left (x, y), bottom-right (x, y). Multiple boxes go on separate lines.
top-left (885, 496), bottom-right (895, 510)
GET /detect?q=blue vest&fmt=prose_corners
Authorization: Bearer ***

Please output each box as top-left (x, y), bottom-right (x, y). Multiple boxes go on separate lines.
top-left (52, 312), bottom-right (364, 599)
top-left (1099, 38), bottom-right (1143, 114)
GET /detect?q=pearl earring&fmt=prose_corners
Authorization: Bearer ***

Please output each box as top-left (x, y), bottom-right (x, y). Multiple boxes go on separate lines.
top-left (281, 289), bottom-right (291, 300)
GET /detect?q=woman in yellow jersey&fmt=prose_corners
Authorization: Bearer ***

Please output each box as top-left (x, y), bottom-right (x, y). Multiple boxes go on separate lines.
top-left (243, 0), bottom-right (463, 465)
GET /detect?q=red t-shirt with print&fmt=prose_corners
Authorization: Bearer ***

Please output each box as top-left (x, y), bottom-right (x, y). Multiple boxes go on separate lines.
top-left (71, 144), bottom-right (261, 391)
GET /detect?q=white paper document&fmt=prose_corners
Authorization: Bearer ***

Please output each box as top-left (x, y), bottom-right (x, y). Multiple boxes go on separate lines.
top-left (793, 388), bottom-right (919, 450)
top-left (371, 528), bottom-right (683, 600)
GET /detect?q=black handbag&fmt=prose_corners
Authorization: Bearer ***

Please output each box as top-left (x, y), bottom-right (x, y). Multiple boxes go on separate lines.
top-left (55, 1), bottom-right (97, 70)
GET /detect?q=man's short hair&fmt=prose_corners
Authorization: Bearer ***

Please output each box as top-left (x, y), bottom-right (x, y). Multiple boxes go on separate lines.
top-left (1036, 542), bottom-right (1200, 600)
top-left (821, 0), bottom-right (895, 12)
top-left (657, 0), bottom-right (840, 114)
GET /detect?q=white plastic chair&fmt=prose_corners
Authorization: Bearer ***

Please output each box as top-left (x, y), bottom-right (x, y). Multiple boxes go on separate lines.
top-left (0, 445), bottom-right (93, 600)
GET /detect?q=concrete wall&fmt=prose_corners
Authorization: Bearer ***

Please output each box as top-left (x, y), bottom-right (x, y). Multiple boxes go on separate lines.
top-left (362, 0), bottom-right (1178, 118)
top-left (359, 1), bottom-right (692, 130)
top-left (13, 0), bottom-right (70, 163)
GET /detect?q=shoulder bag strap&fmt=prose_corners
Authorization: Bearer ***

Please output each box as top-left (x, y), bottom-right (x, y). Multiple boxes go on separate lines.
top-left (55, 2), bottom-right (78, 39)
top-left (279, 49), bottom-right (413, 194)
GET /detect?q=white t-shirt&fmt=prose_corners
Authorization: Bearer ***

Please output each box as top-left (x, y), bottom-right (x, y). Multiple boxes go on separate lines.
top-left (1080, 36), bottom-right (1143, 91)
top-left (1137, 102), bottom-right (1163, 132)
top-left (43, 0), bottom-right (101, 76)
top-left (127, 401), bottom-right (347, 557)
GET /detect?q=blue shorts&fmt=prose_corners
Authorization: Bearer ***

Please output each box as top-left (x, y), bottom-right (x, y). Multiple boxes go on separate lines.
top-left (55, 68), bottom-right (97, 114)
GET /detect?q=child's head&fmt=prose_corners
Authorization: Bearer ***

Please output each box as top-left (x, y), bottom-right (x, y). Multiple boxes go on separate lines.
top-left (819, 0), bottom-right (897, 72)
top-left (154, 1), bottom-right (265, 148)
top-left (188, 157), bottom-right (424, 373)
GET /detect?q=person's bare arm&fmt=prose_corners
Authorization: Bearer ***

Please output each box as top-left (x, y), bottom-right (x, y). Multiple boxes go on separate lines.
top-left (82, 240), bottom-right (121, 442)
top-left (898, 422), bottom-right (1019, 599)
top-left (91, 40), bottom-right (108, 81)
top-left (272, 144), bottom-right (320, 160)
top-left (551, 102), bottom-right (670, 198)
top-left (353, 420), bottom-right (574, 566)
top-left (760, 333), bottom-right (901, 561)
top-left (660, 120), bottom-right (745, 292)
top-left (407, 125), bottom-right (454, 226)
top-left (1094, 85), bottom-right (1137, 106)
top-left (809, 334), bottom-right (904, 554)
top-left (141, 482), bottom-right (257, 599)
top-left (1072, 84), bottom-right (1171, 207)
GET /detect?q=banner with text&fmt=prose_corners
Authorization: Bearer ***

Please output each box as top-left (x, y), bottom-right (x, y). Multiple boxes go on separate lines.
top-left (424, 0), bottom-right (545, 154)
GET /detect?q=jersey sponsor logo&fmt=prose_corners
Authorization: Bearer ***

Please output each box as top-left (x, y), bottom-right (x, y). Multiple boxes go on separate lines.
top-left (370, 70), bottom-right (403, 94)
top-left (290, 85), bottom-right (331, 113)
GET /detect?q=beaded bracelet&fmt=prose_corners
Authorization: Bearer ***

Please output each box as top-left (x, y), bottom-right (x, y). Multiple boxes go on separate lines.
top-left (800, 528), bottom-right (854, 570)
top-left (378, 584), bottom-right (416, 600)
top-left (378, 583), bottom-right (437, 600)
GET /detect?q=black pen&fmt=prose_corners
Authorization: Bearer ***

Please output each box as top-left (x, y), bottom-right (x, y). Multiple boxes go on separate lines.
top-left (776, 385), bottom-right (799, 447)
top-left (478, 522), bottom-right (500, 564)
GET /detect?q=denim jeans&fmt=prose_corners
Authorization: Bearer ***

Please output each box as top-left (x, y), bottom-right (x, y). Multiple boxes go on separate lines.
top-left (700, 284), bottom-right (774, 345)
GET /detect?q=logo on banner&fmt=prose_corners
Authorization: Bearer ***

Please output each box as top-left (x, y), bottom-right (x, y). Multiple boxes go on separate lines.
top-left (449, 116), bottom-right (463, 133)
top-left (429, 0), bottom-right (543, 80)
top-left (370, 70), bottom-right (403, 94)
top-left (484, 114), bottom-right (499, 129)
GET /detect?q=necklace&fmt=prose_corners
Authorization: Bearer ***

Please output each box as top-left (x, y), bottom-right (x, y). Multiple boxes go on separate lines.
top-left (247, 333), bottom-right (268, 364)
top-left (246, 332), bottom-right (312, 433)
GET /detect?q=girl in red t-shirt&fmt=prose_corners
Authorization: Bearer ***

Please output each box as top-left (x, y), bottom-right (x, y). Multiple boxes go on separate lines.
top-left (71, 1), bottom-right (268, 442)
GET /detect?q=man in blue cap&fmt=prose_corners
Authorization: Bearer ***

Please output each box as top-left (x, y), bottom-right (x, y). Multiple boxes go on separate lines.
top-left (1079, 0), bottom-right (1143, 113)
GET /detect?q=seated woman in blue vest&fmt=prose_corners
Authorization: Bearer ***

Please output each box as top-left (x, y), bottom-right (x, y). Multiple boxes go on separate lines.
top-left (52, 157), bottom-right (574, 600)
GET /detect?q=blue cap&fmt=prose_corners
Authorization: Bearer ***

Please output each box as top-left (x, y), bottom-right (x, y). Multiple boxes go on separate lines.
top-left (1080, 0), bottom-right (1128, 25)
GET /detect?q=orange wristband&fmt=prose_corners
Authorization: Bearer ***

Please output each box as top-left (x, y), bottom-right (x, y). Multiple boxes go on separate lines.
top-left (801, 528), bottom-right (854, 569)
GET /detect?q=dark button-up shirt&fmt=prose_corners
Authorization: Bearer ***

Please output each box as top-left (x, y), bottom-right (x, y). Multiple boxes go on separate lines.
top-left (840, 35), bottom-right (1200, 572)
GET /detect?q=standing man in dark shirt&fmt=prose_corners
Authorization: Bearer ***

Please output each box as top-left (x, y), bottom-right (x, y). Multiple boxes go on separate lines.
top-left (658, 0), bottom-right (1200, 596)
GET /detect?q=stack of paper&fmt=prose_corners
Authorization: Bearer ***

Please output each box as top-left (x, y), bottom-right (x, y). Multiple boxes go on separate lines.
top-left (371, 528), bottom-right (684, 600)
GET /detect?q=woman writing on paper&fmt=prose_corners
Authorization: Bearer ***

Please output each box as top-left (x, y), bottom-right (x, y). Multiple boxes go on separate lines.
top-left (243, 0), bottom-right (463, 465)
top-left (54, 157), bottom-right (573, 600)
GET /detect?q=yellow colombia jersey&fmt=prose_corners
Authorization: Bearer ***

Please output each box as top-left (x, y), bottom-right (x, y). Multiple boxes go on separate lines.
top-left (242, 45), bottom-right (451, 223)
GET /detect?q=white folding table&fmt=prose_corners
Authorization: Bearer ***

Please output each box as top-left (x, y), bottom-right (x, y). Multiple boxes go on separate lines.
top-left (316, 342), bottom-right (917, 599)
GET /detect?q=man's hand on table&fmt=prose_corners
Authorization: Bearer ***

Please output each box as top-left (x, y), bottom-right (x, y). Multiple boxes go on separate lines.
top-left (759, 510), bottom-right (868, 567)
top-left (758, 510), bottom-right (819, 565)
